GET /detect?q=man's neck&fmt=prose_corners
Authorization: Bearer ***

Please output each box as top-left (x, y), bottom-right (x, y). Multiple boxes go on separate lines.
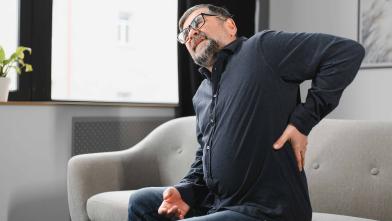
top-left (206, 38), bottom-right (237, 72)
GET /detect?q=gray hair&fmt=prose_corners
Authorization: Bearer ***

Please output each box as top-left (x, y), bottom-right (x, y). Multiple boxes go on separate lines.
top-left (178, 4), bottom-right (233, 31)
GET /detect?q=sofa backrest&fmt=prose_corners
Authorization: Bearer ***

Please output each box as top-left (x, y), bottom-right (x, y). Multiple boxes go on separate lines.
top-left (126, 116), bottom-right (198, 187)
top-left (155, 116), bottom-right (198, 186)
top-left (305, 119), bottom-right (392, 221)
top-left (142, 117), bottom-right (391, 220)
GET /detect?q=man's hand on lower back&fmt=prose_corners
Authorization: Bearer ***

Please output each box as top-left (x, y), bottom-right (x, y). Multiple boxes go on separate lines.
top-left (273, 124), bottom-right (308, 172)
top-left (158, 187), bottom-right (190, 220)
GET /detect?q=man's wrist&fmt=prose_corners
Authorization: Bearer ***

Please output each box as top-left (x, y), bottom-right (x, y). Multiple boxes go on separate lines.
top-left (173, 183), bottom-right (195, 206)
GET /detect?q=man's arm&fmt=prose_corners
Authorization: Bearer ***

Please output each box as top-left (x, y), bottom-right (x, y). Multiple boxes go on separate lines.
top-left (173, 120), bottom-right (209, 206)
top-left (260, 30), bottom-right (365, 135)
top-left (259, 31), bottom-right (365, 171)
top-left (158, 119), bottom-right (209, 219)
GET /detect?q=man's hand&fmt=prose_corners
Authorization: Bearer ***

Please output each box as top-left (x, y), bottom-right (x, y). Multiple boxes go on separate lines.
top-left (158, 187), bottom-right (190, 220)
top-left (273, 124), bottom-right (308, 171)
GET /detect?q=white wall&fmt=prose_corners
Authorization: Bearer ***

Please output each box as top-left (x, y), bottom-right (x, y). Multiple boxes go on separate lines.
top-left (270, 0), bottom-right (392, 121)
top-left (0, 104), bottom-right (174, 221)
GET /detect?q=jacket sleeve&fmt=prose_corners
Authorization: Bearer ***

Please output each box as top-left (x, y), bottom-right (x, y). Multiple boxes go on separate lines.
top-left (259, 30), bottom-right (365, 135)
top-left (174, 118), bottom-right (209, 207)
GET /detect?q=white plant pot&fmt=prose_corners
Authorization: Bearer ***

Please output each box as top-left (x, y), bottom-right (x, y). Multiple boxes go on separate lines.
top-left (0, 77), bottom-right (11, 102)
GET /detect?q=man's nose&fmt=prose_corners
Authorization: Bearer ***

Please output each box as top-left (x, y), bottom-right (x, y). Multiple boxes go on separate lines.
top-left (187, 28), bottom-right (200, 42)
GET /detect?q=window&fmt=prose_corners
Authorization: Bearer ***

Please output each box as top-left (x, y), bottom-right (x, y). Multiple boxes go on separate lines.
top-left (51, 0), bottom-right (179, 104)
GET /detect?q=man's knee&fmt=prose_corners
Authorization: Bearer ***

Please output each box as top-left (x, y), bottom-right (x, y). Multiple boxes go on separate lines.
top-left (128, 187), bottom-right (165, 216)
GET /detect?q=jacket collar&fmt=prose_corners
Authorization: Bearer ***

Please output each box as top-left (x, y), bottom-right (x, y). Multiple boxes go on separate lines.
top-left (198, 37), bottom-right (247, 80)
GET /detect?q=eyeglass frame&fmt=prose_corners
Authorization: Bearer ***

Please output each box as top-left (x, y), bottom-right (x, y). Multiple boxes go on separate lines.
top-left (177, 13), bottom-right (229, 44)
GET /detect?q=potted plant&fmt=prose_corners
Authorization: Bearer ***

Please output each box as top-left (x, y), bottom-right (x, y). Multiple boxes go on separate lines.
top-left (0, 46), bottom-right (33, 101)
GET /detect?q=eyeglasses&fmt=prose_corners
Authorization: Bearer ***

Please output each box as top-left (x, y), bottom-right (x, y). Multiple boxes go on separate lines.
top-left (177, 13), bottom-right (221, 44)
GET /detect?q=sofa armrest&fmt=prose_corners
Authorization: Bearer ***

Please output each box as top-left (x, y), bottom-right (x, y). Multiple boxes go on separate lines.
top-left (67, 151), bottom-right (125, 221)
top-left (67, 143), bottom-right (162, 221)
top-left (67, 116), bottom-right (197, 221)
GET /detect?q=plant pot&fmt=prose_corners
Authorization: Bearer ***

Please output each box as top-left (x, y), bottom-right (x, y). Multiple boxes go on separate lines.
top-left (0, 77), bottom-right (11, 102)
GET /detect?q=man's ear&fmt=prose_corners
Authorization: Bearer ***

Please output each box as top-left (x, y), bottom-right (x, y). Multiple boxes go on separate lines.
top-left (225, 18), bottom-right (237, 36)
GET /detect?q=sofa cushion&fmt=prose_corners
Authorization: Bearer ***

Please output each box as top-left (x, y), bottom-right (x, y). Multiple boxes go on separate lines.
top-left (87, 191), bottom-right (378, 221)
top-left (87, 190), bottom-right (134, 221)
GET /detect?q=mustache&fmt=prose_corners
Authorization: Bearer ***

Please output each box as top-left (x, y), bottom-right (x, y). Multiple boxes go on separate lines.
top-left (191, 32), bottom-right (208, 47)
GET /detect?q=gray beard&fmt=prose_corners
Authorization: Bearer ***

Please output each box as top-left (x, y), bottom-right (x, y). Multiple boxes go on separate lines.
top-left (192, 38), bottom-right (220, 68)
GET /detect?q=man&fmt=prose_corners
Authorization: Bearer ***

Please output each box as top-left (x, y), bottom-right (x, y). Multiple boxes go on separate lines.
top-left (128, 4), bottom-right (364, 221)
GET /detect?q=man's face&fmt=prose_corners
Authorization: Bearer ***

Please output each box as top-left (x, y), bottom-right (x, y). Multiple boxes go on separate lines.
top-left (181, 8), bottom-right (232, 67)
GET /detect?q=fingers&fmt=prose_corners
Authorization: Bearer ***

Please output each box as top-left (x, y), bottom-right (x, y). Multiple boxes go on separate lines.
top-left (178, 212), bottom-right (185, 220)
top-left (158, 201), bottom-right (184, 219)
top-left (294, 149), bottom-right (303, 172)
top-left (273, 132), bottom-right (289, 150)
top-left (295, 147), bottom-right (307, 172)
top-left (167, 205), bottom-right (179, 216)
top-left (300, 150), bottom-right (305, 169)
top-left (175, 207), bottom-right (185, 220)
top-left (159, 187), bottom-right (190, 219)
top-left (158, 203), bottom-right (178, 218)
top-left (157, 203), bottom-right (167, 215)
top-left (274, 124), bottom-right (308, 172)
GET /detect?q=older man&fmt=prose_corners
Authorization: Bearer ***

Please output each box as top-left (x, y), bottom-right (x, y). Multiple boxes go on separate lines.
top-left (128, 4), bottom-right (364, 221)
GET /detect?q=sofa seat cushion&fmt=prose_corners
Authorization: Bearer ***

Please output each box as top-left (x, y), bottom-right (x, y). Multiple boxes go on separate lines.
top-left (86, 191), bottom-right (377, 221)
top-left (87, 190), bottom-right (134, 221)
top-left (313, 212), bottom-right (377, 221)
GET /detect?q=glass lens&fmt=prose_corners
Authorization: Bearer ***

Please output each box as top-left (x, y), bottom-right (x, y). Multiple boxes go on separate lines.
top-left (178, 14), bottom-right (206, 44)
top-left (178, 30), bottom-right (186, 43)
top-left (178, 27), bottom-right (189, 43)
top-left (193, 14), bottom-right (204, 29)
top-left (184, 28), bottom-right (190, 40)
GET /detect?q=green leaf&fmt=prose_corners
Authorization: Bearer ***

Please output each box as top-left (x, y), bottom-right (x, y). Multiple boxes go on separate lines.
top-left (0, 46), bottom-right (5, 63)
top-left (9, 53), bottom-right (18, 63)
top-left (14, 66), bottom-right (21, 74)
top-left (16, 46), bottom-right (32, 59)
top-left (19, 46), bottom-right (32, 54)
top-left (3, 58), bottom-right (10, 66)
top-left (18, 58), bottom-right (25, 66)
top-left (25, 64), bottom-right (33, 72)
top-left (0, 46), bottom-right (33, 76)
top-left (16, 50), bottom-right (24, 59)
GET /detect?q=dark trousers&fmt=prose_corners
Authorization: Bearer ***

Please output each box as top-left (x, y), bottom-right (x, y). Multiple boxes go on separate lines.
top-left (128, 187), bottom-right (260, 221)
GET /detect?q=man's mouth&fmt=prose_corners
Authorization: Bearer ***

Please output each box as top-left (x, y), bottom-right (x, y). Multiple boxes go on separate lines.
top-left (193, 38), bottom-right (206, 51)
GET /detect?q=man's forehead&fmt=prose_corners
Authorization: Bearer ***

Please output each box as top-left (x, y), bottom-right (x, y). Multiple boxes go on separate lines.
top-left (183, 8), bottom-right (209, 28)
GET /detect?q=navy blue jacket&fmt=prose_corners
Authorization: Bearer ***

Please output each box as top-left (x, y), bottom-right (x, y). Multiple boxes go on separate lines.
top-left (175, 30), bottom-right (365, 221)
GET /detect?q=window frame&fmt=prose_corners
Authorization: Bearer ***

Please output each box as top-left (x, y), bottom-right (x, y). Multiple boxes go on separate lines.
top-left (9, 0), bottom-right (52, 101)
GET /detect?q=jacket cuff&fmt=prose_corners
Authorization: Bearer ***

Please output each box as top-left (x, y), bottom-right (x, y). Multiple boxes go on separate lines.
top-left (289, 104), bottom-right (320, 136)
top-left (173, 182), bottom-right (195, 207)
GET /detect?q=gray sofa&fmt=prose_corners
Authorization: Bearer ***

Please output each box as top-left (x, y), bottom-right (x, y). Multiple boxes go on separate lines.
top-left (67, 116), bottom-right (392, 221)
